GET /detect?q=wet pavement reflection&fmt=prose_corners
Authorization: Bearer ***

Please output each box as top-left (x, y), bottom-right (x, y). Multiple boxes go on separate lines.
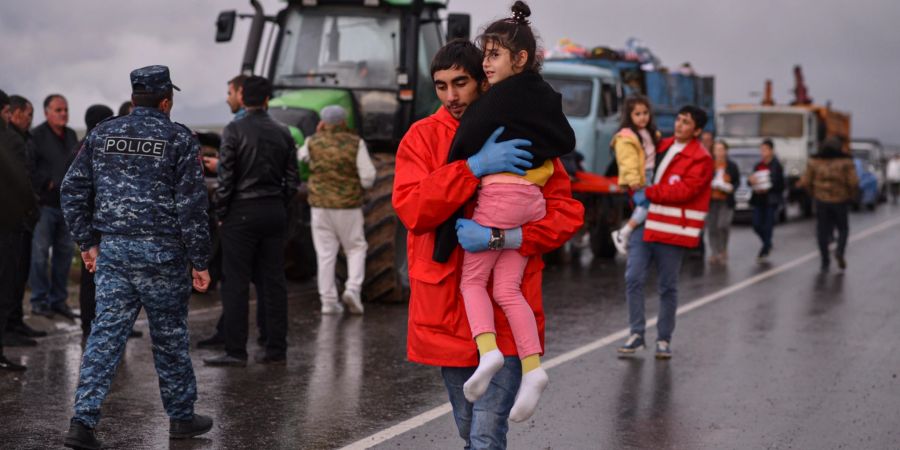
top-left (3, 207), bottom-right (900, 449)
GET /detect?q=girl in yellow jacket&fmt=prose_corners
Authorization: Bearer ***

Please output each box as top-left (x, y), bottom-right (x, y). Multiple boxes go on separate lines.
top-left (610, 95), bottom-right (660, 254)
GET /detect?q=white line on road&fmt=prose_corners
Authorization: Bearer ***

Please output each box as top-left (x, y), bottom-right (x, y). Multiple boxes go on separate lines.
top-left (340, 215), bottom-right (900, 450)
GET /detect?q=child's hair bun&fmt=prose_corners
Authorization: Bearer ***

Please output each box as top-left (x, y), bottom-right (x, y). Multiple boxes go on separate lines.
top-left (510, 1), bottom-right (531, 25)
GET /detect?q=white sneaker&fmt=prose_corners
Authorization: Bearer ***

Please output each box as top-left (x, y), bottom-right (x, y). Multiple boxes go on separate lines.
top-left (341, 290), bottom-right (364, 315)
top-left (611, 229), bottom-right (629, 255)
top-left (321, 302), bottom-right (344, 315)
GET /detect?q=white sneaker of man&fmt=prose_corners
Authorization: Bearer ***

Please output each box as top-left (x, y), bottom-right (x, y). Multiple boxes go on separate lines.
top-left (321, 301), bottom-right (345, 315)
top-left (341, 290), bottom-right (364, 315)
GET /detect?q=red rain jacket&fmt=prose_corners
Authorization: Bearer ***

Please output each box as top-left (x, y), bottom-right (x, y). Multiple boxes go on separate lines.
top-left (393, 106), bottom-right (584, 367)
top-left (644, 137), bottom-right (714, 248)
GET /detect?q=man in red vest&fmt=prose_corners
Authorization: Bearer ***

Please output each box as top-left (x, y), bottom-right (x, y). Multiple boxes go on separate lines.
top-left (393, 39), bottom-right (583, 448)
top-left (617, 105), bottom-right (713, 360)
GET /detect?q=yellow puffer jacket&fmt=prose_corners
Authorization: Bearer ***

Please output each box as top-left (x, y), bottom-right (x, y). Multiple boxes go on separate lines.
top-left (612, 128), bottom-right (646, 188)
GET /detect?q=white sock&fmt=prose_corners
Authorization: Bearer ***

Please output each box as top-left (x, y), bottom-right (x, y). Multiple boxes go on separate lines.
top-left (463, 350), bottom-right (505, 403)
top-left (509, 367), bottom-right (549, 423)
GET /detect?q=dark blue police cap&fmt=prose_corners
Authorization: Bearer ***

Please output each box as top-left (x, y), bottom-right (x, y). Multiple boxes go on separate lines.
top-left (130, 65), bottom-right (181, 94)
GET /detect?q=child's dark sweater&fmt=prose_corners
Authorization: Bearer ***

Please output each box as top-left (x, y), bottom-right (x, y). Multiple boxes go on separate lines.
top-left (432, 70), bottom-right (576, 262)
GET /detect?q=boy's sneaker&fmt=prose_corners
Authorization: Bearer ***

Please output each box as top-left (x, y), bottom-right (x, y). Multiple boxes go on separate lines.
top-left (617, 334), bottom-right (645, 356)
top-left (655, 340), bottom-right (672, 360)
top-left (321, 302), bottom-right (344, 315)
top-left (756, 247), bottom-right (770, 263)
top-left (341, 290), bottom-right (365, 315)
top-left (611, 229), bottom-right (629, 255)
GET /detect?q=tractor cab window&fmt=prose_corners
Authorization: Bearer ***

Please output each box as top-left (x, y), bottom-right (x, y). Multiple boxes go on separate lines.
top-left (274, 8), bottom-right (400, 90)
top-left (544, 77), bottom-right (593, 118)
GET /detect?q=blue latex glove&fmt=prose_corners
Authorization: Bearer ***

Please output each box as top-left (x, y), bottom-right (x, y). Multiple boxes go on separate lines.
top-left (632, 190), bottom-right (650, 207)
top-left (455, 219), bottom-right (491, 253)
top-left (466, 127), bottom-right (534, 177)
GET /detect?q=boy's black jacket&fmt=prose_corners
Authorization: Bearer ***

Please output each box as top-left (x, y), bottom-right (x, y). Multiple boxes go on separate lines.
top-left (432, 70), bottom-right (576, 262)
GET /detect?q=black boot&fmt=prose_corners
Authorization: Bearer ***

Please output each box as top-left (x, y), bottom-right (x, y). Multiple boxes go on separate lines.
top-left (9, 322), bottom-right (48, 338)
top-left (0, 354), bottom-right (26, 371)
top-left (63, 420), bottom-right (101, 450)
top-left (170, 414), bottom-right (213, 439)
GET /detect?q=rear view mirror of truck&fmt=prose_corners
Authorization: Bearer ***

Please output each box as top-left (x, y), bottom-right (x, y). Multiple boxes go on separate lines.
top-left (216, 10), bottom-right (237, 43)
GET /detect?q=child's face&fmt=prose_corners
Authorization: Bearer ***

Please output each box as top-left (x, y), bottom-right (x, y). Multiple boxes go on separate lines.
top-left (482, 41), bottom-right (526, 85)
top-left (674, 113), bottom-right (700, 142)
top-left (630, 103), bottom-right (650, 129)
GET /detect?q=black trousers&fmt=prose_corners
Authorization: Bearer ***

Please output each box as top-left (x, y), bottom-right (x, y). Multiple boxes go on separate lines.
top-left (0, 231), bottom-right (22, 349)
top-left (220, 199), bottom-right (288, 359)
top-left (815, 200), bottom-right (849, 264)
top-left (6, 229), bottom-right (31, 329)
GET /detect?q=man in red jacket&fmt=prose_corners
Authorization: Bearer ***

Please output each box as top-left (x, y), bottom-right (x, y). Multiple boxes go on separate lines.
top-left (617, 105), bottom-right (713, 360)
top-left (393, 39), bottom-right (583, 448)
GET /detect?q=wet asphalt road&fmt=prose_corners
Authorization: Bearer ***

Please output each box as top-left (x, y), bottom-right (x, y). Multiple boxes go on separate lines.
top-left (3, 205), bottom-right (900, 449)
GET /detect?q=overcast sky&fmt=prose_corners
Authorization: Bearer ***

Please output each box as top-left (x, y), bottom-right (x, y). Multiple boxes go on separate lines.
top-left (2, 0), bottom-right (898, 144)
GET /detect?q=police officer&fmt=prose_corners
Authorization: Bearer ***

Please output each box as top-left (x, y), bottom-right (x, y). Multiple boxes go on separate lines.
top-left (60, 66), bottom-right (213, 449)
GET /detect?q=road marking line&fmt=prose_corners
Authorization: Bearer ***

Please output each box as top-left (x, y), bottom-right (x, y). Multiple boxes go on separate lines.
top-left (340, 215), bottom-right (900, 450)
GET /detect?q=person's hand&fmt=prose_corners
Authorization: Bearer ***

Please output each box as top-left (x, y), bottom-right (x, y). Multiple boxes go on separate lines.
top-left (192, 269), bottom-right (211, 293)
top-left (202, 156), bottom-right (219, 174)
top-left (81, 246), bottom-right (99, 273)
top-left (455, 219), bottom-right (491, 253)
top-left (632, 190), bottom-right (650, 207)
top-left (466, 127), bottom-right (533, 177)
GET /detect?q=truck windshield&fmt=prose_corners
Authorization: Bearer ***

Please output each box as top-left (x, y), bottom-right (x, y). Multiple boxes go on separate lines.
top-left (544, 77), bottom-right (593, 118)
top-left (273, 8), bottom-right (400, 90)
top-left (721, 112), bottom-right (804, 138)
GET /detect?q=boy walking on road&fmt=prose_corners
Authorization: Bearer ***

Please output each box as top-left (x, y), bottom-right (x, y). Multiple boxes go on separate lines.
top-left (618, 106), bottom-right (713, 359)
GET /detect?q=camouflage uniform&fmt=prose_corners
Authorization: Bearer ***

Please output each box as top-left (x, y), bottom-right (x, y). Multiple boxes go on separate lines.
top-left (307, 125), bottom-right (365, 208)
top-left (60, 65), bottom-right (209, 428)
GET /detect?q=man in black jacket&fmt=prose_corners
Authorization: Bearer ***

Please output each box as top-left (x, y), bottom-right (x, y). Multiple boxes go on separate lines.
top-left (204, 76), bottom-right (298, 367)
top-left (5, 95), bottom-right (47, 343)
top-left (27, 94), bottom-right (79, 319)
top-left (0, 89), bottom-right (36, 371)
top-left (749, 138), bottom-right (785, 262)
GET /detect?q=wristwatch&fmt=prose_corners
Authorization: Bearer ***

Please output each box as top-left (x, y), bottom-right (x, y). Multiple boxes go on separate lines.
top-left (488, 227), bottom-right (505, 250)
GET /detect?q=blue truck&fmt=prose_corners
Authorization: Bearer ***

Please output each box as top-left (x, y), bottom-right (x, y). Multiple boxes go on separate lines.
top-left (542, 56), bottom-right (715, 257)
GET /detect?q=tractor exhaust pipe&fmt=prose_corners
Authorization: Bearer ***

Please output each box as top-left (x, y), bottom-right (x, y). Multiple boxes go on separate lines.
top-left (241, 0), bottom-right (265, 75)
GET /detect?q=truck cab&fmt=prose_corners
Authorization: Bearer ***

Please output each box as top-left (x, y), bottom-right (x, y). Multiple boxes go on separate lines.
top-left (718, 106), bottom-right (824, 217)
top-left (542, 62), bottom-right (620, 174)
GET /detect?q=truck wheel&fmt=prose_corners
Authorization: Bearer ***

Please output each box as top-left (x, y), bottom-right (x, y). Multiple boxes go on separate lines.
top-left (337, 154), bottom-right (409, 303)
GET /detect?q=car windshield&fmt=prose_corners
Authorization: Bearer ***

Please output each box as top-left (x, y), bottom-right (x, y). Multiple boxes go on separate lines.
top-left (721, 112), bottom-right (804, 138)
top-left (273, 8), bottom-right (400, 90)
top-left (544, 77), bottom-right (593, 118)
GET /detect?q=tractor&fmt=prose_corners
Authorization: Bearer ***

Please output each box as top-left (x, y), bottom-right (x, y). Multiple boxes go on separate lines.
top-left (214, 0), bottom-right (471, 302)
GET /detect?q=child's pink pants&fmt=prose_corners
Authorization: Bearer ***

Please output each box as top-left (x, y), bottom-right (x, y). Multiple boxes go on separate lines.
top-left (461, 183), bottom-right (546, 358)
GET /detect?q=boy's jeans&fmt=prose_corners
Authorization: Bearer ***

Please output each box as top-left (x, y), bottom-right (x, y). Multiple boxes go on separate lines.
top-left (624, 227), bottom-right (685, 342)
top-left (751, 204), bottom-right (778, 251)
top-left (29, 206), bottom-right (73, 309)
top-left (442, 357), bottom-right (521, 450)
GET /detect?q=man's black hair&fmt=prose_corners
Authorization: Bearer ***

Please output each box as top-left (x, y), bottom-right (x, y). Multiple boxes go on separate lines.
top-left (9, 95), bottom-right (31, 113)
top-left (118, 101), bottom-right (133, 116)
top-left (84, 104), bottom-right (114, 133)
top-left (430, 38), bottom-right (486, 84)
top-left (241, 76), bottom-right (271, 107)
top-left (228, 74), bottom-right (248, 89)
top-left (0, 89), bottom-right (9, 110)
top-left (131, 88), bottom-right (173, 108)
top-left (677, 105), bottom-right (708, 131)
top-left (43, 93), bottom-right (65, 110)
top-left (761, 138), bottom-right (775, 149)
